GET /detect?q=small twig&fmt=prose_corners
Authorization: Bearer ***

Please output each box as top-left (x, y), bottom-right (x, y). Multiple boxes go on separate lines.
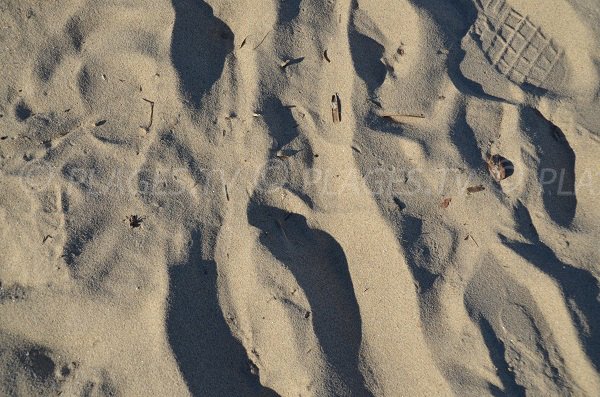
top-left (465, 234), bottom-right (479, 247)
top-left (382, 113), bottom-right (425, 119)
top-left (225, 184), bottom-right (230, 201)
top-left (253, 30), bottom-right (271, 50)
top-left (141, 98), bottom-right (154, 132)
top-left (323, 50), bottom-right (331, 62)
top-left (466, 185), bottom-right (485, 194)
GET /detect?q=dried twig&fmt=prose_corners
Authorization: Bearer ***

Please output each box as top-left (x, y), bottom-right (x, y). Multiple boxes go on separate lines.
top-left (253, 30), bottom-right (271, 50)
top-left (141, 98), bottom-right (154, 132)
top-left (466, 185), bottom-right (485, 194)
top-left (464, 234), bottom-right (479, 247)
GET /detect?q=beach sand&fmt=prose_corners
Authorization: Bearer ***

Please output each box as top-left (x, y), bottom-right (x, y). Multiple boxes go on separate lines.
top-left (0, 0), bottom-right (599, 395)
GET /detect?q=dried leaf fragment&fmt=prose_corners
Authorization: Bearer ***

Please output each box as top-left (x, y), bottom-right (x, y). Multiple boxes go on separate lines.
top-left (486, 154), bottom-right (512, 182)
top-left (331, 93), bottom-right (341, 123)
top-left (324, 50), bottom-right (331, 62)
top-left (441, 198), bottom-right (451, 208)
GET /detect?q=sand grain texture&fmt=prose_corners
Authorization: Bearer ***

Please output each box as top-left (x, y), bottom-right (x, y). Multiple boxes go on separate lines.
top-left (0, 0), bottom-right (599, 395)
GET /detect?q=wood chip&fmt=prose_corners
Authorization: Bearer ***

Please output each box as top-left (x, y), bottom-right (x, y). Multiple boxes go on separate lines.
top-left (467, 185), bottom-right (485, 194)
top-left (441, 198), bottom-right (451, 208)
top-left (331, 93), bottom-right (341, 123)
top-left (280, 57), bottom-right (304, 69)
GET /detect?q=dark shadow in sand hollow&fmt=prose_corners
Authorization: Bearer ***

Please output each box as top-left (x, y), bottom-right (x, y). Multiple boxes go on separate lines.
top-left (479, 318), bottom-right (526, 397)
top-left (519, 107), bottom-right (576, 227)
top-left (167, 231), bottom-right (279, 397)
top-left (278, 0), bottom-right (301, 24)
top-left (502, 204), bottom-right (600, 371)
top-left (261, 97), bottom-right (299, 151)
top-left (348, 29), bottom-right (387, 96)
top-left (171, 0), bottom-right (234, 108)
top-left (501, 237), bottom-right (600, 371)
top-left (399, 215), bottom-right (439, 293)
top-left (247, 204), bottom-right (372, 396)
top-left (449, 106), bottom-right (484, 171)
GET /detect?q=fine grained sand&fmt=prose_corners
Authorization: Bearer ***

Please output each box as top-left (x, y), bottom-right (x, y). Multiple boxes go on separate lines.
top-left (0, 0), bottom-right (599, 395)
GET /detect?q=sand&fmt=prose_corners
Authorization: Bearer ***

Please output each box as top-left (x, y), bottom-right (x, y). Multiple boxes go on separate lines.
top-left (0, 0), bottom-right (599, 395)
